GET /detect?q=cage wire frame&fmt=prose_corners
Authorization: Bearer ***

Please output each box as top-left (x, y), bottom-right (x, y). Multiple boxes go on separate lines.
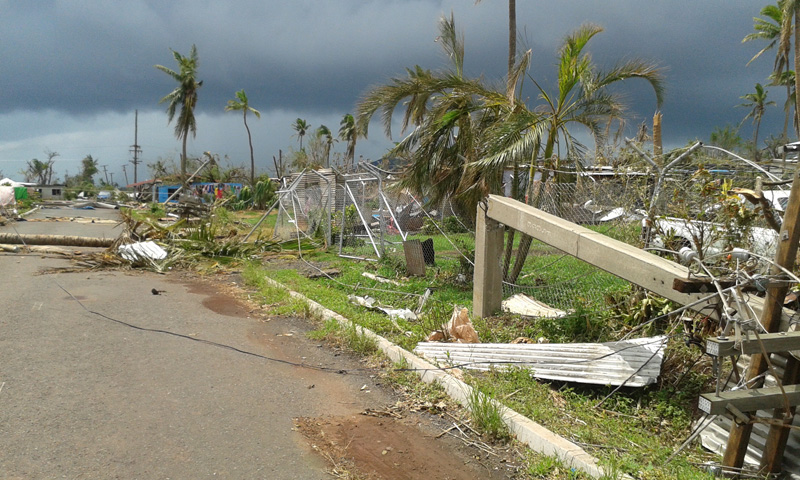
top-left (270, 168), bottom-right (334, 246)
top-left (335, 163), bottom-right (412, 261)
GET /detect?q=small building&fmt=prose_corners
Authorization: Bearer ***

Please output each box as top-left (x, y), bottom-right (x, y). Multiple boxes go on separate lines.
top-left (36, 185), bottom-right (66, 200)
top-left (156, 182), bottom-right (243, 203)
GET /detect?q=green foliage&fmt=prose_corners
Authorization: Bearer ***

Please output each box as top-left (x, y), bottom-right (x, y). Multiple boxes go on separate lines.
top-left (149, 203), bottom-right (166, 216)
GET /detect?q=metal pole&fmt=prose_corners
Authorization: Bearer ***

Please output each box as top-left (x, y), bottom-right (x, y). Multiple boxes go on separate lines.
top-left (162, 159), bottom-right (211, 204)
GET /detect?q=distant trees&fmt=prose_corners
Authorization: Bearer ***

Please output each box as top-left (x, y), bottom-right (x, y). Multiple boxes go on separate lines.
top-left (155, 44), bottom-right (202, 184)
top-left (709, 124), bottom-right (744, 153)
top-left (226, 89), bottom-right (261, 185)
top-left (743, 1), bottom-right (793, 138)
top-left (21, 150), bottom-right (59, 184)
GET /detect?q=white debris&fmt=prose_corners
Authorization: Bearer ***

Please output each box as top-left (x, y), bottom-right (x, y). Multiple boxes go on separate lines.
top-left (118, 241), bottom-right (168, 262)
top-left (502, 293), bottom-right (568, 318)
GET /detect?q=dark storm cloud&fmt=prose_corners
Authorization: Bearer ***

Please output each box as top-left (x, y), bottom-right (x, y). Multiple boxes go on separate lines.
top-left (0, 0), bottom-right (789, 179)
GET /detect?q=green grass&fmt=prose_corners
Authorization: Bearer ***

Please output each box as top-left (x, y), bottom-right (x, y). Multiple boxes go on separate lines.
top-left (235, 213), bottom-right (720, 479)
top-left (467, 387), bottom-right (510, 442)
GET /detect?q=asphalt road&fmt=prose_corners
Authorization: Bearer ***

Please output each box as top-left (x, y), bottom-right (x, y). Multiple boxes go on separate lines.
top-left (0, 206), bottom-right (394, 479)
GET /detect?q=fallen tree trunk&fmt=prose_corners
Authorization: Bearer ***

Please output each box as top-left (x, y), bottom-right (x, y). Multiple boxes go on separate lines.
top-left (0, 233), bottom-right (114, 247)
top-left (0, 244), bottom-right (81, 255)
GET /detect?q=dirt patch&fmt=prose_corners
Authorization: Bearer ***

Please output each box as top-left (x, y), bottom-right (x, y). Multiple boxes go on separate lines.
top-left (180, 278), bottom-right (253, 318)
top-left (296, 414), bottom-right (510, 480)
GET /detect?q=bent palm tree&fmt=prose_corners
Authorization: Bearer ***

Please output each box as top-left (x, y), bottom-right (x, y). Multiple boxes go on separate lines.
top-left (338, 114), bottom-right (358, 169)
top-left (226, 89), bottom-right (261, 185)
top-left (739, 83), bottom-right (776, 161)
top-left (316, 125), bottom-right (334, 167)
top-left (155, 44), bottom-right (202, 184)
top-left (292, 118), bottom-right (310, 151)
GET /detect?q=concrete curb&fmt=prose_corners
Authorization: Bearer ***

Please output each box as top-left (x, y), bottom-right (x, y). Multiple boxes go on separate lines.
top-left (264, 275), bottom-right (614, 479)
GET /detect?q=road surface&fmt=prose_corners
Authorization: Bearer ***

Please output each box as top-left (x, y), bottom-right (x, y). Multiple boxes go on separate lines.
top-left (0, 205), bottom-right (511, 479)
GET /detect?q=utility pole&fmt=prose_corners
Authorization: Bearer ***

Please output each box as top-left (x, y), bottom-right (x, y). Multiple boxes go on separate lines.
top-left (109, 172), bottom-right (114, 186)
top-left (122, 164), bottom-right (129, 186)
top-left (723, 167), bottom-right (800, 472)
top-left (130, 110), bottom-right (142, 184)
top-left (102, 165), bottom-right (109, 184)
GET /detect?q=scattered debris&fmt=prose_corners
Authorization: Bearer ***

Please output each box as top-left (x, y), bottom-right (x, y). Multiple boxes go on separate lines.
top-left (348, 294), bottom-right (417, 322)
top-left (426, 307), bottom-right (479, 344)
top-left (414, 335), bottom-right (667, 387)
top-left (362, 271), bottom-right (401, 286)
top-left (305, 268), bottom-right (341, 279)
top-left (501, 293), bottom-right (568, 318)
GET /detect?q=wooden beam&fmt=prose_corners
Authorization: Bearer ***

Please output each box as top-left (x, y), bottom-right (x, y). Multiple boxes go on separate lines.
top-left (699, 385), bottom-right (800, 415)
top-left (477, 195), bottom-right (791, 325)
top-left (706, 331), bottom-right (800, 357)
top-left (483, 195), bottom-right (716, 310)
top-left (473, 205), bottom-right (504, 318)
top-left (672, 277), bottom-right (736, 294)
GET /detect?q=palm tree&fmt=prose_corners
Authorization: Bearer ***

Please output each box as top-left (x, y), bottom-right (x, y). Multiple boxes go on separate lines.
top-left (744, 1), bottom-right (792, 138)
top-left (739, 83), bottom-right (776, 161)
top-left (316, 125), bottom-right (335, 167)
top-left (155, 44), bottom-right (202, 183)
top-left (775, 0), bottom-right (800, 138)
top-left (475, 0), bottom-right (516, 83)
top-left (292, 118), bottom-right (310, 150)
top-left (225, 89), bottom-right (261, 185)
top-left (338, 114), bottom-right (358, 169)
top-left (477, 23), bottom-right (664, 282)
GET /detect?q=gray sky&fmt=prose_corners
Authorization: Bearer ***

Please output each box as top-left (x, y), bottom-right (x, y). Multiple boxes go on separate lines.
top-left (0, 1), bottom-right (783, 185)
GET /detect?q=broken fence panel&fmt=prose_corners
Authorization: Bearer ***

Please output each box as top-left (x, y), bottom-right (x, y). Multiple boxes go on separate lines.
top-left (414, 336), bottom-right (667, 387)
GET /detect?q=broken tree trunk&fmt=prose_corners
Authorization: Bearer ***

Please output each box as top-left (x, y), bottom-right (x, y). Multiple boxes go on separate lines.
top-left (0, 233), bottom-right (114, 248)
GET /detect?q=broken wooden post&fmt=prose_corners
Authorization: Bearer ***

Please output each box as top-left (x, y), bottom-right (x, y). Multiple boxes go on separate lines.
top-left (473, 203), bottom-right (504, 318)
top-left (403, 240), bottom-right (426, 276)
top-left (723, 166), bottom-right (800, 473)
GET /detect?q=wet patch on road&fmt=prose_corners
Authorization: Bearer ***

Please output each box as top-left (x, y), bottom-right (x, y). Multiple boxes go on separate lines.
top-left (296, 414), bottom-right (509, 480)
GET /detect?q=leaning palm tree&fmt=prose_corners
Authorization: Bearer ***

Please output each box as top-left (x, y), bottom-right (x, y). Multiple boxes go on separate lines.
top-left (225, 89), bottom-right (261, 185)
top-left (292, 118), bottom-right (310, 151)
top-left (155, 44), bottom-right (202, 184)
top-left (739, 83), bottom-right (776, 161)
top-left (338, 114), bottom-right (358, 169)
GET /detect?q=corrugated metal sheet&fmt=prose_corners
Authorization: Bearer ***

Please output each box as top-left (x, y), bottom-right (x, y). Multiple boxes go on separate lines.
top-left (413, 336), bottom-right (667, 387)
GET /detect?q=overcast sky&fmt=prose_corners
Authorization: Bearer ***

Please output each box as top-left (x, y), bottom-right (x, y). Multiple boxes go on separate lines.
top-left (0, 1), bottom-right (784, 185)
